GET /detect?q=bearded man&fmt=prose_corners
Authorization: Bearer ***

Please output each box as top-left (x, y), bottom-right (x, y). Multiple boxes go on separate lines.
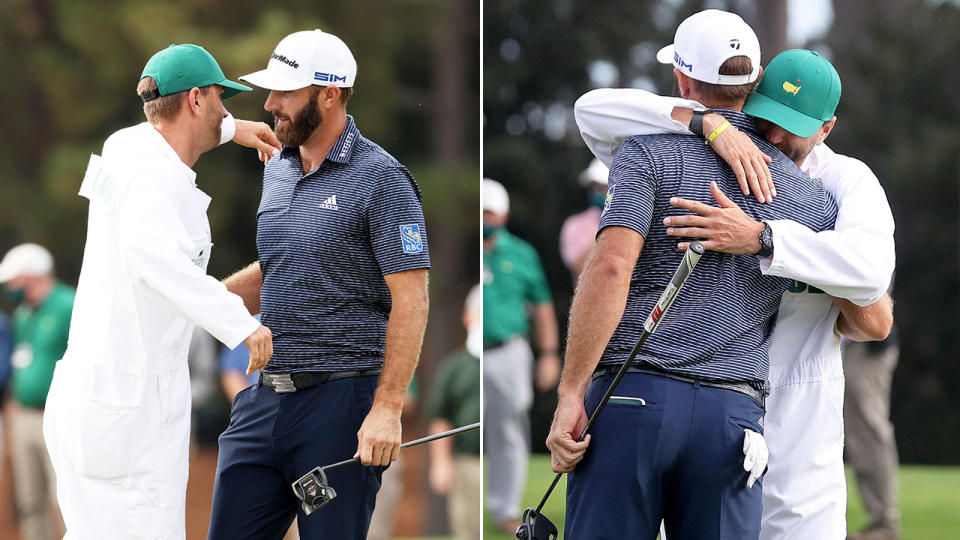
top-left (206, 30), bottom-right (431, 540)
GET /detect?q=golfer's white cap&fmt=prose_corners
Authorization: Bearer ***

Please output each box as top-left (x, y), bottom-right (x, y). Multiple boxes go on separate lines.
top-left (656, 9), bottom-right (761, 85)
top-left (0, 243), bottom-right (53, 283)
top-left (579, 158), bottom-right (609, 187)
top-left (240, 29), bottom-right (357, 91)
top-left (482, 178), bottom-right (510, 215)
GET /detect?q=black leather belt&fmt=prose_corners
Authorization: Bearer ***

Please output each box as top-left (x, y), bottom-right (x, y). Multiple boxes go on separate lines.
top-left (593, 365), bottom-right (765, 407)
top-left (259, 369), bottom-right (382, 393)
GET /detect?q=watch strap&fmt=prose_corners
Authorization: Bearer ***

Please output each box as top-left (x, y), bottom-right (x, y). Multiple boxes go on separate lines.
top-left (689, 108), bottom-right (714, 138)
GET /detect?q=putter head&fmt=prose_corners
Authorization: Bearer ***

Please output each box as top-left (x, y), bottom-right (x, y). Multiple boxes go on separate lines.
top-left (515, 507), bottom-right (559, 540)
top-left (291, 466), bottom-right (338, 516)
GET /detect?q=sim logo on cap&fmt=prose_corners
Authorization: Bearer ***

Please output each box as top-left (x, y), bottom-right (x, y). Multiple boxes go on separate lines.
top-left (315, 72), bottom-right (347, 84)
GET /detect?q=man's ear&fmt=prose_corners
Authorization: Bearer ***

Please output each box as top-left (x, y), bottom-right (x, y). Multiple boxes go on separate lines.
top-left (674, 68), bottom-right (692, 99)
top-left (319, 85), bottom-right (342, 108)
top-left (187, 87), bottom-right (203, 116)
top-left (818, 116), bottom-right (838, 145)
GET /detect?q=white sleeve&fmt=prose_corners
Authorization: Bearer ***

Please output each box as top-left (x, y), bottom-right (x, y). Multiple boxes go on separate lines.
top-left (574, 88), bottom-right (703, 165)
top-left (219, 113), bottom-right (236, 146)
top-left (117, 178), bottom-right (259, 349)
top-left (759, 158), bottom-right (896, 306)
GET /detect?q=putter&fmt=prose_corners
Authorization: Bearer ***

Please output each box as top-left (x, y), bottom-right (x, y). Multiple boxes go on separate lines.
top-left (292, 421), bottom-right (480, 515)
top-left (516, 241), bottom-right (705, 540)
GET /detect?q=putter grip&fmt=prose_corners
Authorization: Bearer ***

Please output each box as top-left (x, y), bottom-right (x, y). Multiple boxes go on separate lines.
top-left (643, 241), bottom-right (704, 333)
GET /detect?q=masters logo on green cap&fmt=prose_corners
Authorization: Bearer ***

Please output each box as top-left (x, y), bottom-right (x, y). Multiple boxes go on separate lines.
top-left (140, 44), bottom-right (251, 102)
top-left (743, 49), bottom-right (842, 138)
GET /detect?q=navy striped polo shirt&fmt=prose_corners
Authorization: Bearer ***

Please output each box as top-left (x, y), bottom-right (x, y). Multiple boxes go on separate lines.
top-left (257, 116), bottom-right (430, 373)
top-left (598, 109), bottom-right (838, 393)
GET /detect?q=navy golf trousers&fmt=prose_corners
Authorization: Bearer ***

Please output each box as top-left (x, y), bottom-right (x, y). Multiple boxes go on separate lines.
top-left (208, 375), bottom-right (384, 540)
top-left (566, 371), bottom-right (765, 539)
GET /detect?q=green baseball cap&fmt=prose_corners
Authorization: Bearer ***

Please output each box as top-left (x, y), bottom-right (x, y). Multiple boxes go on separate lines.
top-left (743, 49), bottom-right (841, 138)
top-left (139, 44), bottom-right (251, 102)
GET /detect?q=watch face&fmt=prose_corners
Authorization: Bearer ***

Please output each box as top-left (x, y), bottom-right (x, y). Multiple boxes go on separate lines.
top-left (762, 226), bottom-right (772, 243)
top-left (759, 224), bottom-right (774, 255)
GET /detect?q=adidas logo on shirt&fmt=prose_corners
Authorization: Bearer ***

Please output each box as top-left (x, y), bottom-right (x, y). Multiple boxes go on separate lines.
top-left (319, 194), bottom-right (340, 211)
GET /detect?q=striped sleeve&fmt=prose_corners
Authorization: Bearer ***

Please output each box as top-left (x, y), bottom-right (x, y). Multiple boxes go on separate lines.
top-left (365, 166), bottom-right (431, 275)
top-left (598, 138), bottom-right (659, 239)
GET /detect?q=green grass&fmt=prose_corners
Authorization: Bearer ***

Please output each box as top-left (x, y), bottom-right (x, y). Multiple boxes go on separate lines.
top-left (484, 456), bottom-right (960, 539)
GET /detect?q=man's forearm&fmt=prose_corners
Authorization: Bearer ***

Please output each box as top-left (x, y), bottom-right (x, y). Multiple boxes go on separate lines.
top-left (574, 88), bottom-right (698, 165)
top-left (223, 261), bottom-right (263, 315)
top-left (559, 228), bottom-right (642, 400)
top-left (835, 294), bottom-right (894, 342)
top-left (428, 418), bottom-right (455, 464)
top-left (376, 269), bottom-right (429, 412)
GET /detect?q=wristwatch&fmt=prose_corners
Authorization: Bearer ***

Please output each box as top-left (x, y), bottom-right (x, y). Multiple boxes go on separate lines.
top-left (689, 107), bottom-right (714, 138)
top-left (757, 222), bottom-right (774, 257)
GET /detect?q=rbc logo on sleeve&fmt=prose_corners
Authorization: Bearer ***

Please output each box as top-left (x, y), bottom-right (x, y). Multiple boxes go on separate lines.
top-left (400, 224), bottom-right (423, 254)
top-left (601, 185), bottom-right (615, 217)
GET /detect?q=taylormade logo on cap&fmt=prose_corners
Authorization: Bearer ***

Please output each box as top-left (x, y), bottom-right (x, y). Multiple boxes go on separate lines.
top-left (240, 29), bottom-right (357, 91)
top-left (271, 53), bottom-right (299, 69)
top-left (656, 9), bottom-right (761, 85)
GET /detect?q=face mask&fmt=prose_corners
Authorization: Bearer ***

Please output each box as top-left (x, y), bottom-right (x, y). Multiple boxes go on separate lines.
top-left (3, 287), bottom-right (25, 305)
top-left (482, 225), bottom-right (502, 239)
top-left (588, 192), bottom-right (607, 208)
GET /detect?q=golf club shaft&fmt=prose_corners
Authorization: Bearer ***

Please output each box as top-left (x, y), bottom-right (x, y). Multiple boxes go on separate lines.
top-left (322, 422), bottom-right (481, 471)
top-left (534, 242), bottom-right (704, 514)
top-left (534, 331), bottom-right (649, 513)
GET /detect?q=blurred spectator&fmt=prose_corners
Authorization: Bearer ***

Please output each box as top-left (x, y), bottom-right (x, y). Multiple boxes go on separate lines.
top-left (428, 283), bottom-right (481, 540)
top-left (0, 243), bottom-right (73, 540)
top-left (0, 312), bottom-right (11, 394)
top-left (188, 327), bottom-right (224, 446)
top-left (482, 179), bottom-right (560, 533)
top-left (189, 327), bottom-right (220, 406)
top-left (844, 322), bottom-right (901, 540)
top-left (218, 314), bottom-right (261, 402)
top-left (559, 158), bottom-right (609, 283)
top-left (0, 310), bottom-right (12, 486)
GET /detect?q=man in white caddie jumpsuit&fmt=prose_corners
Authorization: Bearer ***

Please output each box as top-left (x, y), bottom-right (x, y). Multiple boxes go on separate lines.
top-left (43, 43), bottom-right (279, 539)
top-left (574, 47), bottom-right (895, 539)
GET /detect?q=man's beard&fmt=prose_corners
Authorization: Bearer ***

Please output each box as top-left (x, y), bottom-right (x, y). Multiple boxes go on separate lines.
top-left (275, 91), bottom-right (322, 147)
top-left (201, 104), bottom-right (223, 151)
top-left (210, 113), bottom-right (222, 146)
top-left (775, 141), bottom-right (814, 166)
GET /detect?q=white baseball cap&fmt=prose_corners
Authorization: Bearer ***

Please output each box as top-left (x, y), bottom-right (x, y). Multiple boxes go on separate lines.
top-left (0, 243), bottom-right (54, 283)
top-left (240, 29), bottom-right (357, 91)
top-left (656, 10), bottom-right (761, 85)
top-left (464, 283), bottom-right (481, 315)
top-left (482, 178), bottom-right (510, 215)
top-left (579, 158), bottom-right (609, 187)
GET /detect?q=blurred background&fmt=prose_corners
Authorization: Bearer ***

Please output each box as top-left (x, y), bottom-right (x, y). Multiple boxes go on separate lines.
top-left (0, 0), bottom-right (478, 539)
top-left (484, 0), bottom-right (960, 537)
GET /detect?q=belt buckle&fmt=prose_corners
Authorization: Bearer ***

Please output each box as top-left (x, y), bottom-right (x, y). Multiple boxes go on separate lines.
top-left (271, 373), bottom-right (297, 393)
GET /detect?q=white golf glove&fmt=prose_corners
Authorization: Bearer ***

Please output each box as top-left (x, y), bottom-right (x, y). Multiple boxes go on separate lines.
top-left (742, 428), bottom-right (768, 489)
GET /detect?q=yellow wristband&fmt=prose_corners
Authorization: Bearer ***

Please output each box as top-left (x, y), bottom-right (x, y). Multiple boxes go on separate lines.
top-left (705, 119), bottom-right (732, 146)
